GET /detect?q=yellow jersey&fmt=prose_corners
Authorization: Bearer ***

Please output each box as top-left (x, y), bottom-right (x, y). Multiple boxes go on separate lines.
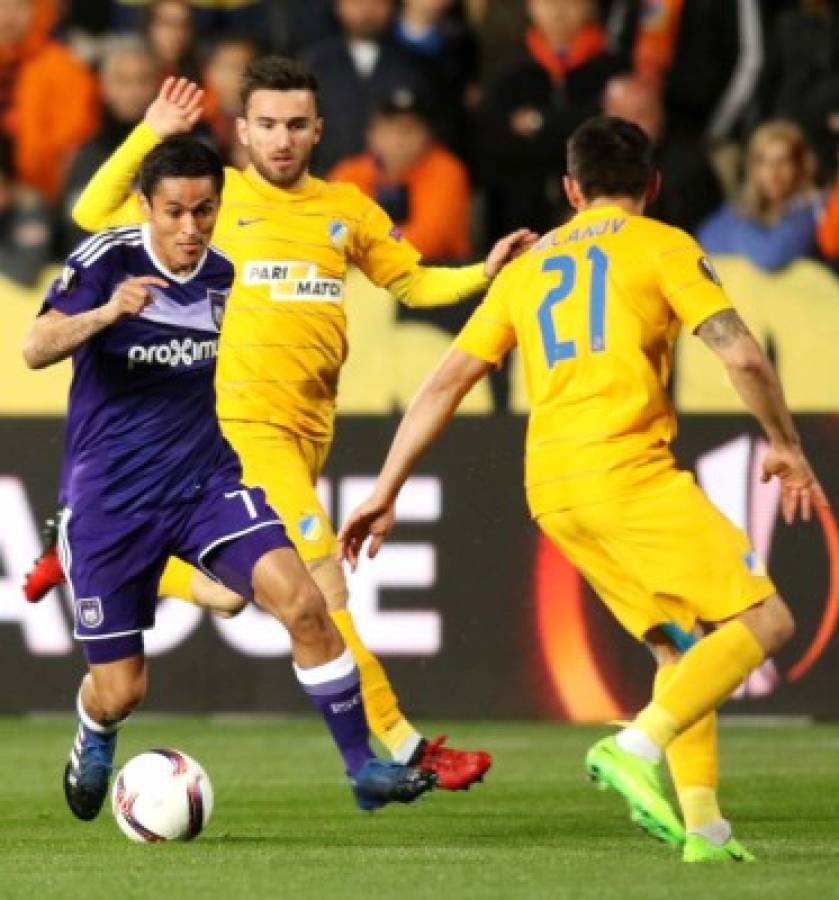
top-left (211, 166), bottom-right (423, 436)
top-left (72, 124), bottom-right (488, 441)
top-left (454, 205), bottom-right (732, 514)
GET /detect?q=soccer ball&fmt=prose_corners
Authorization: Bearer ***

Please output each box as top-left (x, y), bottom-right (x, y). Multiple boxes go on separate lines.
top-left (111, 749), bottom-right (213, 842)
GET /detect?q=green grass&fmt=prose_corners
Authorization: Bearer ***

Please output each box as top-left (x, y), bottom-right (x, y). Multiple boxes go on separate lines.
top-left (0, 718), bottom-right (837, 899)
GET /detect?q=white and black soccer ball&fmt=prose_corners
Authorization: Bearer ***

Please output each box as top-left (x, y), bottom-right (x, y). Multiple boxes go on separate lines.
top-left (111, 749), bottom-right (213, 842)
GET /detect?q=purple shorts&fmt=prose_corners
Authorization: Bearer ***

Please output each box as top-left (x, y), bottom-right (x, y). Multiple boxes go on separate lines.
top-left (58, 475), bottom-right (292, 663)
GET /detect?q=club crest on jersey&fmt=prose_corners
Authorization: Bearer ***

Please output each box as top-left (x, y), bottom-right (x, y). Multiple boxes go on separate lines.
top-left (207, 289), bottom-right (229, 329)
top-left (328, 219), bottom-right (348, 246)
top-left (76, 597), bottom-right (103, 629)
top-left (298, 513), bottom-right (323, 542)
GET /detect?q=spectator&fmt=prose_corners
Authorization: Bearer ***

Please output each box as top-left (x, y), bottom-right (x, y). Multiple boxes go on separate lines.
top-left (603, 74), bottom-right (722, 233)
top-left (697, 120), bottom-right (821, 272)
top-left (481, 0), bottom-right (625, 240)
top-left (329, 92), bottom-right (471, 262)
top-left (0, 0), bottom-right (97, 202)
top-left (393, 0), bottom-right (480, 157)
top-left (61, 36), bottom-right (159, 250)
top-left (761, 0), bottom-right (839, 178)
top-left (663, 0), bottom-right (765, 142)
top-left (143, 0), bottom-right (201, 82)
top-left (0, 135), bottom-right (50, 286)
top-left (203, 37), bottom-right (256, 162)
top-left (303, 0), bottom-right (429, 175)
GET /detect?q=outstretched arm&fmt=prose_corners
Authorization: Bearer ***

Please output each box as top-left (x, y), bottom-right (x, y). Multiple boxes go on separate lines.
top-left (338, 348), bottom-right (492, 568)
top-left (72, 78), bottom-right (204, 232)
top-left (696, 308), bottom-right (827, 522)
top-left (388, 229), bottom-right (538, 308)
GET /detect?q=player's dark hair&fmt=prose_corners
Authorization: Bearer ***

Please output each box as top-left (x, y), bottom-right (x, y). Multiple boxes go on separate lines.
top-left (240, 56), bottom-right (319, 113)
top-left (567, 116), bottom-right (654, 200)
top-left (139, 136), bottom-right (224, 199)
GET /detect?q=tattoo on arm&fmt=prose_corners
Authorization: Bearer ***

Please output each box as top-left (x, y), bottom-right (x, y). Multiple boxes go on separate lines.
top-left (696, 309), bottom-right (751, 350)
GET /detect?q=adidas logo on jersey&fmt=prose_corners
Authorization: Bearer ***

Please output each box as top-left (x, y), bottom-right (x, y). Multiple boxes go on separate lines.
top-left (127, 337), bottom-right (218, 368)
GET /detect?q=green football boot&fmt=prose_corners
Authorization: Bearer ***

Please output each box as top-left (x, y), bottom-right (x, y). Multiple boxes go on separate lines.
top-left (683, 833), bottom-right (756, 863)
top-left (585, 735), bottom-right (685, 848)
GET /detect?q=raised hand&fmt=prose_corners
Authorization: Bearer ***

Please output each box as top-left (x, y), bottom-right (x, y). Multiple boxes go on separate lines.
top-left (761, 444), bottom-right (829, 524)
top-left (484, 228), bottom-right (540, 279)
top-left (338, 496), bottom-right (396, 571)
top-left (102, 276), bottom-right (169, 325)
top-left (144, 77), bottom-right (204, 139)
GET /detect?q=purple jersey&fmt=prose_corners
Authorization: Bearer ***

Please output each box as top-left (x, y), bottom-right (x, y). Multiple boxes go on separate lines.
top-left (45, 224), bottom-right (239, 513)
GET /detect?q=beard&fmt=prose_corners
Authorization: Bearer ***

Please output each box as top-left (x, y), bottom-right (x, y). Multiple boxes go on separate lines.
top-left (249, 148), bottom-right (312, 188)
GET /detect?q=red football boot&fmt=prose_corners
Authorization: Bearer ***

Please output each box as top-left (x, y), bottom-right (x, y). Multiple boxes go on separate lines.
top-left (413, 735), bottom-right (492, 791)
top-left (23, 514), bottom-right (66, 603)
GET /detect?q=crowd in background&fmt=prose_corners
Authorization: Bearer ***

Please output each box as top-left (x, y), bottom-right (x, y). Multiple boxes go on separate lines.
top-left (2, 0), bottom-right (839, 289)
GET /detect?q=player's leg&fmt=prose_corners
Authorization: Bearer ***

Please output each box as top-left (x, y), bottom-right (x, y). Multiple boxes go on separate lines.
top-left (536, 505), bottom-right (686, 845)
top-left (223, 421), bottom-right (491, 788)
top-left (652, 638), bottom-right (721, 835)
top-left (308, 553), bottom-right (420, 760)
top-left (225, 422), bottom-right (424, 757)
top-left (180, 481), bottom-right (434, 809)
top-left (570, 473), bottom-right (781, 858)
top-left (309, 554), bottom-right (491, 788)
top-left (66, 652), bottom-right (147, 821)
top-left (621, 594), bottom-right (792, 763)
top-left (58, 506), bottom-right (162, 821)
top-left (648, 633), bottom-right (754, 862)
top-left (592, 601), bottom-right (784, 861)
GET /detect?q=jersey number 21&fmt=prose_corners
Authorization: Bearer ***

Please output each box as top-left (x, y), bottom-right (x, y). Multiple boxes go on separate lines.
top-left (537, 246), bottom-right (608, 367)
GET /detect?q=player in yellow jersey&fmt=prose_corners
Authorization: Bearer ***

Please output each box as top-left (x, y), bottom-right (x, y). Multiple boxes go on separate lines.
top-left (339, 116), bottom-right (829, 860)
top-left (68, 58), bottom-right (536, 789)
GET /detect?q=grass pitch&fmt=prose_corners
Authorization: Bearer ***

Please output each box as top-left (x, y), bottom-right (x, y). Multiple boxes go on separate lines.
top-left (0, 718), bottom-right (837, 900)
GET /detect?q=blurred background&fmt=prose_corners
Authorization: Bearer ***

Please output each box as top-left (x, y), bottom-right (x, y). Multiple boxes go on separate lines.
top-left (0, 0), bottom-right (838, 721)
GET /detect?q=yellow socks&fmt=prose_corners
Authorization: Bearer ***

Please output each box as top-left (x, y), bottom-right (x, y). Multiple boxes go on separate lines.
top-left (329, 608), bottom-right (421, 760)
top-left (635, 620), bottom-right (765, 749)
top-left (654, 664), bottom-right (721, 832)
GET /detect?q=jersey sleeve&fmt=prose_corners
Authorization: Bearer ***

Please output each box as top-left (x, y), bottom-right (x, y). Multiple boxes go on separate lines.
top-left (71, 122), bottom-right (157, 232)
top-left (656, 228), bottom-right (733, 332)
top-left (350, 193), bottom-right (422, 287)
top-left (453, 265), bottom-right (517, 365)
top-left (42, 252), bottom-right (110, 317)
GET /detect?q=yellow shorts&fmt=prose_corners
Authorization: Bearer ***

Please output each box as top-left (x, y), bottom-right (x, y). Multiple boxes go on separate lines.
top-left (537, 469), bottom-right (776, 641)
top-left (221, 420), bottom-right (335, 562)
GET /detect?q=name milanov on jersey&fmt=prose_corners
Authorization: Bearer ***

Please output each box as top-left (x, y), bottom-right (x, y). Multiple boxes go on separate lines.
top-left (45, 224), bottom-right (239, 512)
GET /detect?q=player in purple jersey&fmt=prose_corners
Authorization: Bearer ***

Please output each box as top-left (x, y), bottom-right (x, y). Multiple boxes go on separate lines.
top-left (23, 136), bottom-right (434, 826)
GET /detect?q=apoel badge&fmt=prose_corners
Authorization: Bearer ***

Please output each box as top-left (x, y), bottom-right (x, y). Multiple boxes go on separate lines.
top-left (328, 220), bottom-right (348, 247)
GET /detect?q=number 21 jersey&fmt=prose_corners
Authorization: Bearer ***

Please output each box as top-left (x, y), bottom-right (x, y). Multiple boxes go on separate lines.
top-left (454, 206), bottom-right (732, 514)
